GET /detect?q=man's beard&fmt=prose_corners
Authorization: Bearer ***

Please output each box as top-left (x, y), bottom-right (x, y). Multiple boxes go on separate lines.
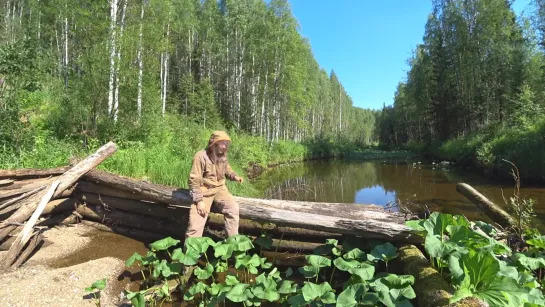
top-left (208, 145), bottom-right (227, 164)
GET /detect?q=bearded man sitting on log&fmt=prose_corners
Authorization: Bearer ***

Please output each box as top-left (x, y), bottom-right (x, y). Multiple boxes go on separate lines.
top-left (185, 131), bottom-right (244, 239)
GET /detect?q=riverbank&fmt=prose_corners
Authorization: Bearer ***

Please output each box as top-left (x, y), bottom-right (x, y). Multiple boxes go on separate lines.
top-left (0, 131), bottom-right (416, 198)
top-left (434, 120), bottom-right (545, 184)
top-left (384, 118), bottom-right (545, 185)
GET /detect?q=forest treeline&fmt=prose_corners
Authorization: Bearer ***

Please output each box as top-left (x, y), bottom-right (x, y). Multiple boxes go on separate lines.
top-left (0, 0), bottom-right (376, 151)
top-left (0, 0), bottom-right (379, 190)
top-left (375, 0), bottom-right (545, 180)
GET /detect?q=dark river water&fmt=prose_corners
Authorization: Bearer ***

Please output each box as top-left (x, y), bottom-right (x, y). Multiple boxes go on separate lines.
top-left (254, 160), bottom-right (545, 225)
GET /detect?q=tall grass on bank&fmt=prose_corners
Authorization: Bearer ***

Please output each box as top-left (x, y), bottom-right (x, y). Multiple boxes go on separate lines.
top-left (0, 116), bottom-right (410, 196)
top-left (437, 118), bottom-right (545, 181)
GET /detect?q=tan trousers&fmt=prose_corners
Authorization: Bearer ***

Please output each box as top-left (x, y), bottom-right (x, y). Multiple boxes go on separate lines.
top-left (185, 187), bottom-right (239, 238)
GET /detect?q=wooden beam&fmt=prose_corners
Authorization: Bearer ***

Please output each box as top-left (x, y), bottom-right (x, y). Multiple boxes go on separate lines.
top-left (2, 181), bottom-right (60, 268)
top-left (0, 166), bottom-right (70, 179)
top-left (76, 191), bottom-right (341, 241)
top-left (81, 170), bottom-right (417, 242)
top-left (0, 142), bottom-right (117, 244)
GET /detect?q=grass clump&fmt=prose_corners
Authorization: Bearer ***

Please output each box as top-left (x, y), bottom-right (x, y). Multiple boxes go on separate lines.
top-left (437, 118), bottom-right (545, 181)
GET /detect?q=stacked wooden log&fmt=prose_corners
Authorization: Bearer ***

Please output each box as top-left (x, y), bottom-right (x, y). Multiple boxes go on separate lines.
top-left (0, 142), bottom-right (118, 269)
top-left (0, 144), bottom-right (421, 269)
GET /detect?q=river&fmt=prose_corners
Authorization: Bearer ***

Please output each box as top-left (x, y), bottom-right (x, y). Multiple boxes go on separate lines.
top-left (254, 159), bottom-right (545, 225)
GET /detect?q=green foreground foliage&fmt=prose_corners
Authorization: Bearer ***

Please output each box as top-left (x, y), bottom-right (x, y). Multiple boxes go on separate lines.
top-left (123, 235), bottom-right (416, 307)
top-left (117, 207), bottom-right (545, 307)
top-left (407, 211), bottom-right (545, 307)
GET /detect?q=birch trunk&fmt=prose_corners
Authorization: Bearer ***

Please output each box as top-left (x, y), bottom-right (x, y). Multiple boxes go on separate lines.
top-left (108, 0), bottom-right (119, 117)
top-left (161, 19), bottom-right (170, 117)
top-left (136, 0), bottom-right (145, 118)
top-left (113, 0), bottom-right (127, 123)
top-left (63, 14), bottom-right (68, 88)
top-left (37, 0), bottom-right (40, 40)
top-left (260, 65), bottom-right (268, 137)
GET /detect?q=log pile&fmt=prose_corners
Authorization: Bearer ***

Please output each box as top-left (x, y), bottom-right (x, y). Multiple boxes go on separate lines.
top-left (0, 144), bottom-right (420, 270)
top-left (0, 142), bottom-right (118, 269)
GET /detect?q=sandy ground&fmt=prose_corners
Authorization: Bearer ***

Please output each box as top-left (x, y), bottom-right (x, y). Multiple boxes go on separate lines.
top-left (0, 224), bottom-right (134, 307)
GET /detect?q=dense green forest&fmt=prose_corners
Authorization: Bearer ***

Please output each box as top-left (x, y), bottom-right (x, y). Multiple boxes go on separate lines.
top-left (0, 0), bottom-right (377, 189)
top-left (375, 0), bottom-right (545, 180)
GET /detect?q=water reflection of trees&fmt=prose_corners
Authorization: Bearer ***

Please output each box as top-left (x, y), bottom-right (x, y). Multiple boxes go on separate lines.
top-left (257, 161), bottom-right (489, 219)
top-left (257, 161), bottom-right (545, 228)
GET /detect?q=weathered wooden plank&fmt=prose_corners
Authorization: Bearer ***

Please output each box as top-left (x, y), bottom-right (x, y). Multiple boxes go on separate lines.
top-left (75, 191), bottom-right (341, 241)
top-left (81, 170), bottom-right (417, 242)
top-left (84, 170), bottom-right (192, 205)
top-left (0, 166), bottom-right (70, 179)
top-left (83, 170), bottom-right (406, 222)
top-left (0, 179), bottom-right (14, 186)
top-left (75, 204), bottom-right (185, 235)
top-left (2, 181), bottom-right (60, 268)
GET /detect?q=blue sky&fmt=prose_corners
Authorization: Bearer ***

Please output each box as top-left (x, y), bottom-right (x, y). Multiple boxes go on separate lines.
top-left (289, 0), bottom-right (534, 110)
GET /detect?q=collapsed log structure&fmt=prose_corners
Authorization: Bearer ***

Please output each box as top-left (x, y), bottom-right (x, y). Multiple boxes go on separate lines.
top-left (0, 149), bottom-right (420, 269)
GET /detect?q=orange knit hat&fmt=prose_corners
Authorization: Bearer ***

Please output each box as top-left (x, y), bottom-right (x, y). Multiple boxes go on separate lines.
top-left (207, 130), bottom-right (231, 148)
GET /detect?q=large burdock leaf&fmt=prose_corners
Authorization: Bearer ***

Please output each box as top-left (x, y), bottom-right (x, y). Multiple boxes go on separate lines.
top-left (149, 236), bottom-right (180, 251)
top-left (214, 242), bottom-right (234, 260)
top-left (367, 242), bottom-right (398, 263)
top-left (225, 274), bottom-right (240, 286)
top-left (85, 278), bottom-right (106, 292)
top-left (526, 236), bottom-right (545, 249)
top-left (298, 265), bottom-right (319, 279)
top-left (278, 280), bottom-right (297, 294)
top-left (343, 248), bottom-right (366, 261)
top-left (226, 283), bottom-right (250, 302)
top-left (371, 274), bottom-right (415, 307)
top-left (333, 257), bottom-right (361, 272)
top-left (126, 290), bottom-right (146, 307)
top-left (337, 283), bottom-right (379, 307)
top-left (423, 212), bottom-right (468, 238)
top-left (141, 251), bottom-right (159, 266)
top-left (185, 237), bottom-right (216, 254)
top-left (306, 255), bottom-right (331, 268)
top-left (171, 248), bottom-right (200, 266)
top-left (226, 235), bottom-right (254, 252)
top-left (254, 233), bottom-right (273, 249)
top-left (424, 234), bottom-right (460, 259)
top-left (125, 252), bottom-right (143, 267)
top-left (450, 250), bottom-right (531, 307)
top-left (252, 275), bottom-right (279, 302)
top-left (301, 282), bottom-right (336, 303)
top-left (183, 281), bottom-right (208, 301)
top-left (512, 253), bottom-right (545, 271)
top-left (349, 263), bottom-right (376, 282)
top-left (194, 263), bottom-right (214, 280)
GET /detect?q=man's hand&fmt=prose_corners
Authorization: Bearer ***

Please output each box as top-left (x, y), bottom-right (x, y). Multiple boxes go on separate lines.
top-left (196, 201), bottom-right (207, 217)
top-left (235, 176), bottom-right (244, 184)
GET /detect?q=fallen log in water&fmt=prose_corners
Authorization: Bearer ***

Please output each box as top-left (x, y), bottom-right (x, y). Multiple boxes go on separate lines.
top-left (456, 182), bottom-right (515, 229)
top-left (82, 170), bottom-right (418, 243)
